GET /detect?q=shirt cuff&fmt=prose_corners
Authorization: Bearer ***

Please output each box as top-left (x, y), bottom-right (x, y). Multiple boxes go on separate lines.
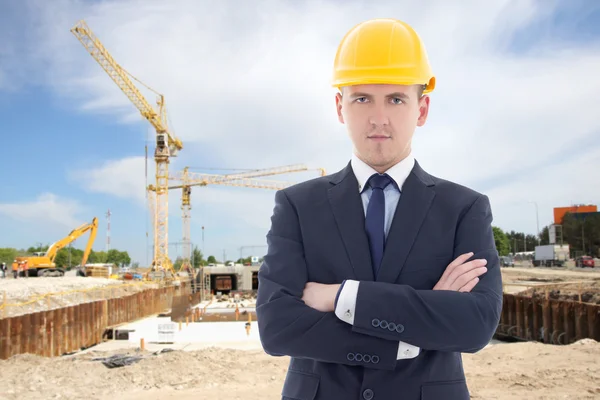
top-left (396, 341), bottom-right (420, 359)
top-left (334, 280), bottom-right (346, 309)
top-left (334, 279), bottom-right (359, 325)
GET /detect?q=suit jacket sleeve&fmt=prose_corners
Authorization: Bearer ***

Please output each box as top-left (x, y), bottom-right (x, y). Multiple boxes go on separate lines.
top-left (349, 194), bottom-right (503, 353)
top-left (256, 189), bottom-right (400, 370)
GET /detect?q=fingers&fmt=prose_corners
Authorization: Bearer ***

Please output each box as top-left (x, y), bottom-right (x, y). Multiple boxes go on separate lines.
top-left (439, 252), bottom-right (474, 281)
top-left (447, 258), bottom-right (487, 284)
top-left (449, 252), bottom-right (474, 269)
top-left (459, 277), bottom-right (479, 292)
top-left (452, 266), bottom-right (487, 290)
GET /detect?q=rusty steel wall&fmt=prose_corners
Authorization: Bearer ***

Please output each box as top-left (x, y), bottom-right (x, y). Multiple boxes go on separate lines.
top-left (0, 284), bottom-right (192, 360)
top-left (496, 293), bottom-right (600, 344)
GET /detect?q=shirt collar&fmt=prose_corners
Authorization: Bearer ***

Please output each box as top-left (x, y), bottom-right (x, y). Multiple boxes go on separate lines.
top-left (351, 152), bottom-right (415, 193)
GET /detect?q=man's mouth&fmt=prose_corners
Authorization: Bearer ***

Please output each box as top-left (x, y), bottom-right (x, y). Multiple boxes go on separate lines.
top-left (368, 135), bottom-right (391, 141)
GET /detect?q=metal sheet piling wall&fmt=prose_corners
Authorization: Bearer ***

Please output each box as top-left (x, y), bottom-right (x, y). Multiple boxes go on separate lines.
top-left (0, 285), bottom-right (183, 360)
top-left (496, 293), bottom-right (600, 344)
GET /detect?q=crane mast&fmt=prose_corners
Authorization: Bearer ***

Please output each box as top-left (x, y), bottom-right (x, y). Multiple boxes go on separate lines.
top-left (71, 20), bottom-right (183, 278)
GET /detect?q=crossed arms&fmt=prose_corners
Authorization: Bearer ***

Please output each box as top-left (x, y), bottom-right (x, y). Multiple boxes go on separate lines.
top-left (255, 190), bottom-right (503, 371)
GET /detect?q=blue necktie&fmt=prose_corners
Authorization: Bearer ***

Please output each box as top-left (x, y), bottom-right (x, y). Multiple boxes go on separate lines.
top-left (365, 173), bottom-right (393, 279)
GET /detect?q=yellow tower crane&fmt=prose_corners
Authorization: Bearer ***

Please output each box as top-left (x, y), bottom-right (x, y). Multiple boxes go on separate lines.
top-left (169, 164), bottom-right (326, 272)
top-left (149, 173), bottom-right (312, 296)
top-left (71, 20), bottom-right (183, 276)
top-left (146, 165), bottom-right (325, 276)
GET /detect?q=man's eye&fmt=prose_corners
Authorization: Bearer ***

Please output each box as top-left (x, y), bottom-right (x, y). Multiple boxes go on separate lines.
top-left (355, 97), bottom-right (367, 103)
top-left (391, 98), bottom-right (404, 104)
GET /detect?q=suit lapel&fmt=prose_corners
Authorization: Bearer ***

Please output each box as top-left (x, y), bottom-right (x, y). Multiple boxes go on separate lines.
top-left (327, 163), bottom-right (374, 281)
top-left (377, 161), bottom-right (436, 283)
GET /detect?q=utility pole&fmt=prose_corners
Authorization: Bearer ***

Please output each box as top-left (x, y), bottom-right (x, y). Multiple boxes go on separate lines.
top-left (582, 222), bottom-right (585, 254)
top-left (529, 201), bottom-right (540, 244)
top-left (223, 249), bottom-right (226, 264)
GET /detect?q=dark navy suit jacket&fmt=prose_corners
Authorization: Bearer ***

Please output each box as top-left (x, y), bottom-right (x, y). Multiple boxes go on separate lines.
top-left (256, 160), bottom-right (503, 400)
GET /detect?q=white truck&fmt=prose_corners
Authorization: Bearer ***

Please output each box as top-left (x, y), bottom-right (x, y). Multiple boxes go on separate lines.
top-left (533, 244), bottom-right (570, 267)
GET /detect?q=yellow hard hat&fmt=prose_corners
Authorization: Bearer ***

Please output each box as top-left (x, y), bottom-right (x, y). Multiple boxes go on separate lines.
top-left (332, 18), bottom-right (435, 93)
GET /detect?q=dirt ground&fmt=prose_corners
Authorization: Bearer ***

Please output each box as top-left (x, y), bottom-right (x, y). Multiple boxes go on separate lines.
top-left (1, 266), bottom-right (599, 399)
top-left (0, 277), bottom-right (155, 318)
top-left (0, 339), bottom-right (598, 400)
top-left (500, 266), bottom-right (600, 301)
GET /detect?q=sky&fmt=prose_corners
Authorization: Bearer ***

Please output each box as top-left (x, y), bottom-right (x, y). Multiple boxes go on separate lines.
top-left (1, 0), bottom-right (599, 265)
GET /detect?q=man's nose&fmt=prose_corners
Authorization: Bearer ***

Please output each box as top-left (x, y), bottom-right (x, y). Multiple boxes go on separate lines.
top-left (368, 106), bottom-right (390, 126)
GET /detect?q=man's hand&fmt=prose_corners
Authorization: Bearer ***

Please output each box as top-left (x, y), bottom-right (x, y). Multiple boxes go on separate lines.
top-left (434, 252), bottom-right (488, 292)
top-left (302, 282), bottom-right (342, 312)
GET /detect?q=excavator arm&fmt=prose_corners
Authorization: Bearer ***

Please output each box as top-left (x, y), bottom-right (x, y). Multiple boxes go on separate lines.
top-left (46, 217), bottom-right (99, 264)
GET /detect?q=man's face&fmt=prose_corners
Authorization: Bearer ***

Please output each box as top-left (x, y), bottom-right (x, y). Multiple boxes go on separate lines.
top-left (335, 84), bottom-right (430, 173)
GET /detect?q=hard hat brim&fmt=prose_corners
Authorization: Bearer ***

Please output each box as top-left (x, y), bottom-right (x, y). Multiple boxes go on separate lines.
top-left (332, 75), bottom-right (435, 94)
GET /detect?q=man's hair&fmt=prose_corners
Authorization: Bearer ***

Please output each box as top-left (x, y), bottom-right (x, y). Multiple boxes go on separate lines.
top-left (416, 84), bottom-right (426, 99)
top-left (340, 84), bottom-right (427, 99)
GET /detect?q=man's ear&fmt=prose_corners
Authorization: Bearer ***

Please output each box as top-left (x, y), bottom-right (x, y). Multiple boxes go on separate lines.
top-left (416, 95), bottom-right (430, 127)
top-left (335, 92), bottom-right (344, 124)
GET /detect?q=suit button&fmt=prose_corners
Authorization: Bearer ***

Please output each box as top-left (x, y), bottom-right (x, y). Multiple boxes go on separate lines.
top-left (355, 353), bottom-right (363, 362)
top-left (363, 354), bottom-right (371, 363)
top-left (371, 318), bottom-right (380, 327)
top-left (371, 355), bottom-right (380, 364)
top-left (388, 322), bottom-right (396, 331)
top-left (363, 388), bottom-right (374, 400)
top-left (380, 320), bottom-right (388, 329)
top-left (347, 353), bottom-right (355, 361)
top-left (396, 324), bottom-right (405, 333)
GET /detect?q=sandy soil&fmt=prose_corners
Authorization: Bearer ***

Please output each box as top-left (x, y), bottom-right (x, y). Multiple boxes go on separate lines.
top-left (502, 266), bottom-right (600, 281)
top-left (0, 277), bottom-right (155, 318)
top-left (0, 340), bottom-right (598, 400)
top-left (500, 266), bottom-right (600, 299)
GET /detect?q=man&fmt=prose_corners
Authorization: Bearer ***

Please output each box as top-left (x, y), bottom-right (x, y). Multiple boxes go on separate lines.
top-left (256, 18), bottom-right (503, 400)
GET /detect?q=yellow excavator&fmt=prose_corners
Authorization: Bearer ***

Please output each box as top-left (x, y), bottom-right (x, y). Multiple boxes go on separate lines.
top-left (15, 217), bottom-right (99, 277)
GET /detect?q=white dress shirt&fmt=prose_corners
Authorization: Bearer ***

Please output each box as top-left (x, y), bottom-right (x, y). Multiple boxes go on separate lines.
top-left (334, 152), bottom-right (421, 360)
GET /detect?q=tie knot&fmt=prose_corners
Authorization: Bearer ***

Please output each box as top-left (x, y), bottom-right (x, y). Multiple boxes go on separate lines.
top-left (368, 173), bottom-right (393, 190)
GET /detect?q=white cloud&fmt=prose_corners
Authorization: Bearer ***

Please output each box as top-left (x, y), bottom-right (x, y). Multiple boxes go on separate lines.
top-left (4, 0), bottom-right (600, 260)
top-left (0, 193), bottom-right (86, 229)
top-left (70, 156), bottom-right (149, 204)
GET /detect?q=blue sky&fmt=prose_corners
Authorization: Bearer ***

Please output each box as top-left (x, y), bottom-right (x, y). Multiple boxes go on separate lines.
top-left (1, 0), bottom-right (599, 265)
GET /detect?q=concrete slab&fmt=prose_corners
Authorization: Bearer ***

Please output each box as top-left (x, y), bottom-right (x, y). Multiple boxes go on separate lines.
top-left (80, 314), bottom-right (264, 354)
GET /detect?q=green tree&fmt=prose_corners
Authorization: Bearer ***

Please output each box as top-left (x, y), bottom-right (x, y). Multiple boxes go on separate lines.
top-left (53, 248), bottom-right (70, 269)
top-left (0, 248), bottom-right (19, 265)
top-left (105, 249), bottom-right (131, 267)
top-left (192, 246), bottom-right (204, 267)
top-left (492, 226), bottom-right (510, 256)
top-left (207, 255), bottom-right (217, 264)
top-left (88, 250), bottom-right (108, 263)
top-left (562, 212), bottom-right (600, 257)
top-left (505, 231), bottom-right (539, 253)
top-left (173, 256), bottom-right (184, 271)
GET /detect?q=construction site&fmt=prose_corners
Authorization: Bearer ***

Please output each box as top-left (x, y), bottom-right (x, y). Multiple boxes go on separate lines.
top-left (1, 16), bottom-right (600, 400)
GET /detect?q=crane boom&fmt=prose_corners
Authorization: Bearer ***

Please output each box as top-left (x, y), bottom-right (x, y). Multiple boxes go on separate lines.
top-left (165, 178), bottom-right (292, 191)
top-left (70, 20), bottom-right (182, 152)
top-left (169, 164), bottom-right (311, 182)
